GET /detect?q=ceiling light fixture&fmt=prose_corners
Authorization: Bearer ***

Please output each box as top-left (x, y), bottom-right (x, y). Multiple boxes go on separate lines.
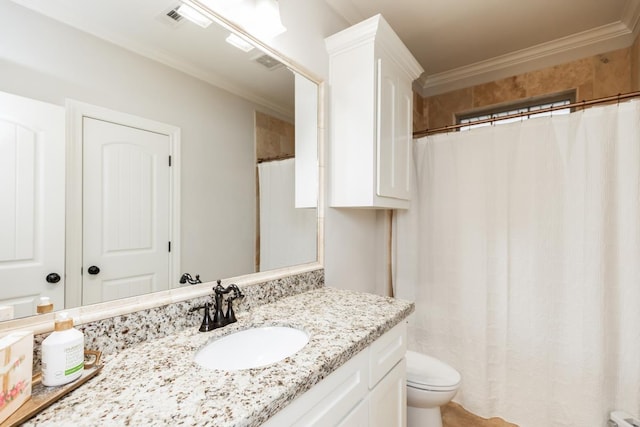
top-left (198, 0), bottom-right (286, 41)
top-left (176, 3), bottom-right (212, 28)
top-left (226, 33), bottom-right (255, 52)
top-left (250, 0), bottom-right (286, 40)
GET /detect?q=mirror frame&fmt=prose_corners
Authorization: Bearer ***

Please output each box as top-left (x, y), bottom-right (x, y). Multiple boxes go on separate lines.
top-left (0, 1), bottom-right (325, 335)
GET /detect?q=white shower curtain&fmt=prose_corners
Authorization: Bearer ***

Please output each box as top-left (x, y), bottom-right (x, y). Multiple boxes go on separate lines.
top-left (258, 158), bottom-right (317, 271)
top-left (395, 101), bottom-right (640, 427)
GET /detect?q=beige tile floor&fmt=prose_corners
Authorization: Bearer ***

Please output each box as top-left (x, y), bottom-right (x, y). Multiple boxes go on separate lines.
top-left (442, 402), bottom-right (518, 427)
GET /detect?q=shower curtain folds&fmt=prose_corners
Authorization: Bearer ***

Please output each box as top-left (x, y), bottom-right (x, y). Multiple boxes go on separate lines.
top-left (395, 100), bottom-right (640, 427)
top-left (257, 158), bottom-right (316, 271)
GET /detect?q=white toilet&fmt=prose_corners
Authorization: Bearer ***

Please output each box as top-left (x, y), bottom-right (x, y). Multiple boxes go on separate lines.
top-left (406, 350), bottom-right (462, 427)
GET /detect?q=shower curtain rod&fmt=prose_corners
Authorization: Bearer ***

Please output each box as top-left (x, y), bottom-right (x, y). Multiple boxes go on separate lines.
top-left (257, 154), bottom-right (295, 163)
top-left (413, 90), bottom-right (640, 138)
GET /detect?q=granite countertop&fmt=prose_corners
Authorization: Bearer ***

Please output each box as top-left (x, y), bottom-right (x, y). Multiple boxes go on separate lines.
top-left (23, 287), bottom-right (413, 427)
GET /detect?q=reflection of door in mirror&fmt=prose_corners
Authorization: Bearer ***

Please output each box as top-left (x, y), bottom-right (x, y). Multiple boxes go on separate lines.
top-left (0, 91), bottom-right (65, 319)
top-left (0, 0), bottom-right (318, 322)
top-left (81, 118), bottom-right (172, 305)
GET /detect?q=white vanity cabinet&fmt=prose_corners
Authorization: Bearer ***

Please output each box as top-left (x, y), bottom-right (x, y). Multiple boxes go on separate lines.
top-left (264, 321), bottom-right (407, 427)
top-left (326, 14), bottom-right (423, 209)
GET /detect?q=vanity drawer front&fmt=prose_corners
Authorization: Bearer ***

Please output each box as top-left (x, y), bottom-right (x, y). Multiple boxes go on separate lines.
top-left (368, 321), bottom-right (407, 388)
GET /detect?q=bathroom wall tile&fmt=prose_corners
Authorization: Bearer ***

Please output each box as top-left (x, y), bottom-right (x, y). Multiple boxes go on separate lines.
top-left (632, 34), bottom-right (640, 91)
top-left (593, 48), bottom-right (631, 98)
top-left (255, 111), bottom-right (295, 161)
top-left (413, 92), bottom-right (427, 131)
top-left (524, 57), bottom-right (592, 99)
top-left (472, 76), bottom-right (527, 108)
top-left (576, 82), bottom-right (594, 105)
top-left (427, 87), bottom-right (473, 129)
top-left (422, 100), bottom-right (430, 131)
top-left (415, 46), bottom-right (635, 129)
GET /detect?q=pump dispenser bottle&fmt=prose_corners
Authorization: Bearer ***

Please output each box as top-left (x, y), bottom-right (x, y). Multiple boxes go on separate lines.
top-left (41, 311), bottom-right (84, 386)
top-left (36, 296), bottom-right (53, 314)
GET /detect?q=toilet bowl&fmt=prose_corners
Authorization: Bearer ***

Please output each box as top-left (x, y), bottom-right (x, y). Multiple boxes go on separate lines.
top-left (406, 350), bottom-right (461, 427)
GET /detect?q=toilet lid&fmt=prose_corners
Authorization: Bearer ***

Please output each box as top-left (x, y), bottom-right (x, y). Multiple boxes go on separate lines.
top-left (406, 350), bottom-right (461, 390)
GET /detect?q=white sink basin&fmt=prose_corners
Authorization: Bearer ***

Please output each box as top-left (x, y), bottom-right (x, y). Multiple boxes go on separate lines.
top-left (194, 326), bottom-right (309, 370)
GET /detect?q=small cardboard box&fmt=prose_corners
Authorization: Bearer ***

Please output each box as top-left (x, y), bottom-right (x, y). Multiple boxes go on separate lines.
top-left (0, 331), bottom-right (33, 424)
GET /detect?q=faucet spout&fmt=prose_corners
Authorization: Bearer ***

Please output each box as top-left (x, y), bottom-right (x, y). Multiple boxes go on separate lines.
top-left (211, 280), bottom-right (243, 329)
top-left (180, 273), bottom-right (202, 285)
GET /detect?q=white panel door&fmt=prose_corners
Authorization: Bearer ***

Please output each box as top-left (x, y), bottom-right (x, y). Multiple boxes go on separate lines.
top-left (0, 91), bottom-right (65, 319)
top-left (82, 117), bottom-right (170, 305)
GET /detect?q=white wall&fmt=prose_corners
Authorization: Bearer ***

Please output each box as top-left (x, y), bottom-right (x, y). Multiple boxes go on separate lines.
top-left (272, 1), bottom-right (387, 295)
top-left (0, 2), bottom-right (263, 282)
top-left (1, 0), bottom-right (389, 296)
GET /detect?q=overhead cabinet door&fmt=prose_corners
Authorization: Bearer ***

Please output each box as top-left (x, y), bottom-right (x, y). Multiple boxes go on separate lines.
top-left (376, 54), bottom-right (413, 201)
top-left (326, 14), bottom-right (422, 209)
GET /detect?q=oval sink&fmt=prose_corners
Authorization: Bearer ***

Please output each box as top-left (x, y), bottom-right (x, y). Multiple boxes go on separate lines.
top-left (194, 326), bottom-right (309, 370)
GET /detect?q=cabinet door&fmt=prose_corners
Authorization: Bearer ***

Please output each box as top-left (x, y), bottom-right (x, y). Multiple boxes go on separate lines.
top-left (369, 321), bottom-right (407, 388)
top-left (262, 350), bottom-right (369, 427)
top-left (338, 397), bottom-right (369, 426)
top-left (376, 56), bottom-right (412, 201)
top-left (369, 359), bottom-right (407, 427)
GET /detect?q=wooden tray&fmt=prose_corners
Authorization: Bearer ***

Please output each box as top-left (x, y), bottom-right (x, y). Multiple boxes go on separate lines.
top-left (1, 350), bottom-right (103, 426)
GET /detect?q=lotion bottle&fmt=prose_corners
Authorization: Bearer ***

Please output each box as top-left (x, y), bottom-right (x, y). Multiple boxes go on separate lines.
top-left (41, 311), bottom-right (84, 386)
top-left (36, 296), bottom-right (54, 314)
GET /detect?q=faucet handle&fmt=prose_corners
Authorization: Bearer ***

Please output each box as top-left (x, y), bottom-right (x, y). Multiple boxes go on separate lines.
top-left (224, 284), bottom-right (243, 324)
top-left (190, 302), bottom-right (214, 332)
top-left (214, 279), bottom-right (225, 294)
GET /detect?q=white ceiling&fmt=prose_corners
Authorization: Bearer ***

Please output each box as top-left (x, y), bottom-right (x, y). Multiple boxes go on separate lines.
top-left (9, 0), bottom-right (640, 107)
top-left (325, 0), bottom-right (640, 96)
top-left (9, 0), bottom-right (296, 118)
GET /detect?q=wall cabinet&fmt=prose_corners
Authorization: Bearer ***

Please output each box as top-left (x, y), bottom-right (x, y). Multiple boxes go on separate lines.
top-left (326, 15), bottom-right (423, 209)
top-left (263, 321), bottom-right (407, 426)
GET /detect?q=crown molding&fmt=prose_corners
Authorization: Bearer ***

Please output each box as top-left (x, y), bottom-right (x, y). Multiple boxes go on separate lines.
top-left (417, 19), bottom-right (638, 97)
top-left (621, 0), bottom-right (640, 35)
top-left (323, 0), bottom-right (365, 26)
top-left (325, 14), bottom-right (423, 79)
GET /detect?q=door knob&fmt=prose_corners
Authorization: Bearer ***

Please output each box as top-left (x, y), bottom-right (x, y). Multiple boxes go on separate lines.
top-left (46, 273), bottom-right (61, 284)
top-left (87, 266), bottom-right (100, 275)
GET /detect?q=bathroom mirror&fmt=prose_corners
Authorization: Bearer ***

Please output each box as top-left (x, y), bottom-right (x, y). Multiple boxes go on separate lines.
top-left (0, 0), bottom-right (321, 322)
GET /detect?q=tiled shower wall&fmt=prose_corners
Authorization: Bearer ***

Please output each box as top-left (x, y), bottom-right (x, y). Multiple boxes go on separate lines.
top-left (254, 111), bottom-right (296, 270)
top-left (255, 111), bottom-right (295, 161)
top-left (414, 33), bottom-right (640, 131)
top-left (632, 32), bottom-right (640, 92)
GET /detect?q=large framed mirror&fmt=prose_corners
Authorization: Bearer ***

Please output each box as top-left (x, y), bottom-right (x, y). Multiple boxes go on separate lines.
top-left (0, 0), bottom-right (322, 325)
